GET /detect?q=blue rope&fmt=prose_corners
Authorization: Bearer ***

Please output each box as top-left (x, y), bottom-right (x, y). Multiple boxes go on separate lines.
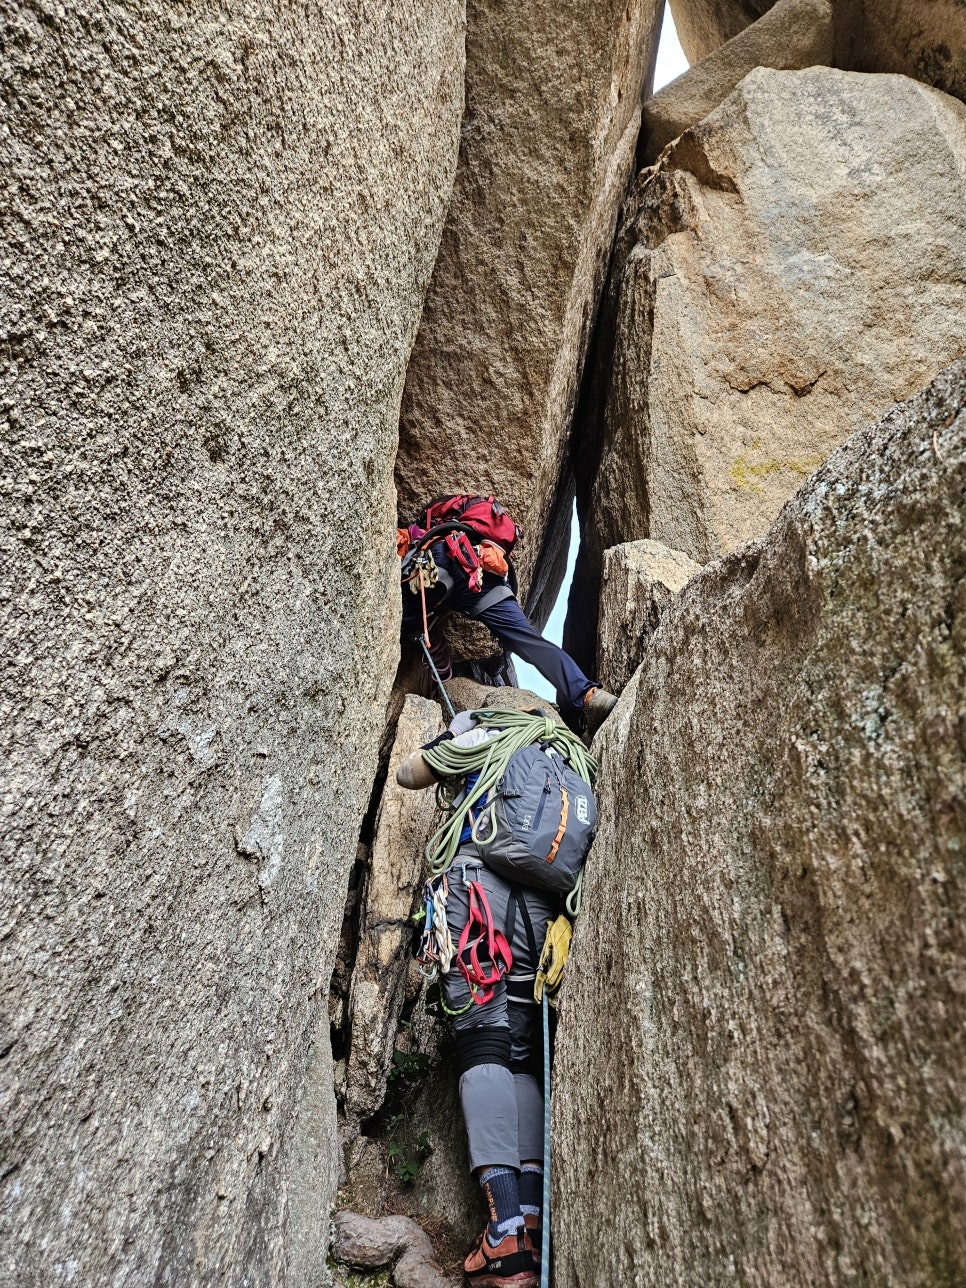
top-left (417, 634), bottom-right (457, 722)
top-left (541, 988), bottom-right (551, 1288)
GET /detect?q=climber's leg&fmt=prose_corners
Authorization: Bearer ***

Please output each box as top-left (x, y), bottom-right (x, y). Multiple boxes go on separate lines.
top-left (472, 594), bottom-right (597, 726)
top-left (442, 857), bottom-right (520, 1173)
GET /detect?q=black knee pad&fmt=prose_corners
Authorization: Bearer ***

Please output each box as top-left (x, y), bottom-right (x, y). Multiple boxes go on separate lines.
top-left (454, 1026), bottom-right (512, 1076)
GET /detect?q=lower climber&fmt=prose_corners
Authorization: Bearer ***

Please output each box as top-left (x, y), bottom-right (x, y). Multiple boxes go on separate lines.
top-left (398, 707), bottom-right (596, 1287)
top-left (399, 493), bottom-right (617, 736)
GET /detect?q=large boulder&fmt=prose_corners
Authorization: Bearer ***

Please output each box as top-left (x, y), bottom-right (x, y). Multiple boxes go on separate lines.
top-left (642, 0), bottom-right (834, 163)
top-left (669, 0), bottom-right (775, 64)
top-left (554, 359), bottom-right (966, 1285)
top-left (0, 3), bottom-right (463, 1283)
top-left (396, 0), bottom-right (665, 623)
top-left (669, 0), bottom-right (966, 101)
top-left (568, 66), bottom-right (966, 671)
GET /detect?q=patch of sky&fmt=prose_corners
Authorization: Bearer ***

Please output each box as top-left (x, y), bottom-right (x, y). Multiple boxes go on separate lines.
top-left (512, 5), bottom-right (688, 701)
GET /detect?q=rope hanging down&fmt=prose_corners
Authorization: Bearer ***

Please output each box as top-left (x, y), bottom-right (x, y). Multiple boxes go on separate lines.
top-left (421, 710), bottom-right (597, 880)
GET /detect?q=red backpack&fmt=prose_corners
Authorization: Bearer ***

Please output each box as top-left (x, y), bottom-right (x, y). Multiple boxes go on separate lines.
top-left (418, 494), bottom-right (522, 554)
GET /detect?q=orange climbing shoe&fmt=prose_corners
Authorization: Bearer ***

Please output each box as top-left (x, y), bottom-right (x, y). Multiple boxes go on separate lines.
top-left (463, 1228), bottom-right (537, 1287)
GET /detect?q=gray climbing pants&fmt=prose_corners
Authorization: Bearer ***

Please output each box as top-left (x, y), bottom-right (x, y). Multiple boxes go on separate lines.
top-left (441, 852), bottom-right (558, 1172)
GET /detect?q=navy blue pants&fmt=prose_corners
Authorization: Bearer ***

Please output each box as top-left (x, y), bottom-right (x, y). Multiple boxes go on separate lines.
top-left (402, 544), bottom-right (595, 724)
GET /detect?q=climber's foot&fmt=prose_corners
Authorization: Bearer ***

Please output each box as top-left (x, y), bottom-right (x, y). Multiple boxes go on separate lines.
top-left (583, 686), bottom-right (618, 738)
top-left (463, 1228), bottom-right (537, 1287)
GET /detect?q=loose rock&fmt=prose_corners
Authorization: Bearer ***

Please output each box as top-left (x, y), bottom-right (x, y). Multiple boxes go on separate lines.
top-left (332, 1211), bottom-right (457, 1288)
top-left (642, 0), bottom-right (834, 163)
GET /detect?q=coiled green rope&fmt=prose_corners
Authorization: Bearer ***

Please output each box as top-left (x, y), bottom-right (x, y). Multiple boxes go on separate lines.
top-left (421, 710), bottom-right (597, 886)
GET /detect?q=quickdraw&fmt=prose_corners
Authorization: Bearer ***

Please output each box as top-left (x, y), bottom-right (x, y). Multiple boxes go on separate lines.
top-left (402, 547), bottom-right (439, 595)
top-left (414, 873), bottom-right (456, 982)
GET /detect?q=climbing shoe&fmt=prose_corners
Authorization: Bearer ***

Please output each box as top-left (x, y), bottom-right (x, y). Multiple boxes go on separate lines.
top-left (583, 686), bottom-right (618, 738)
top-left (523, 1214), bottom-right (541, 1270)
top-left (463, 1228), bottom-right (537, 1287)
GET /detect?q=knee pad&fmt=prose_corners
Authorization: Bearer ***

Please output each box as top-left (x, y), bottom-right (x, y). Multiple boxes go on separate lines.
top-left (454, 1026), bottom-right (511, 1076)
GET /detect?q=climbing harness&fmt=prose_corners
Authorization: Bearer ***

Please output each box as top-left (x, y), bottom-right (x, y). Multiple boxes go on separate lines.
top-left (421, 710), bottom-right (597, 881)
top-left (413, 870), bottom-right (514, 1015)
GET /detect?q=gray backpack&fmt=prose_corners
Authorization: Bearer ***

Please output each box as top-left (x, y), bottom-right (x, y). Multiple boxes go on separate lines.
top-left (468, 742), bottom-right (597, 895)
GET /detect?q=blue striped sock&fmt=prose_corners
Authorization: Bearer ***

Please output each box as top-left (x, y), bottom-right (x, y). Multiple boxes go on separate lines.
top-left (479, 1166), bottom-right (524, 1244)
top-left (519, 1163), bottom-right (543, 1219)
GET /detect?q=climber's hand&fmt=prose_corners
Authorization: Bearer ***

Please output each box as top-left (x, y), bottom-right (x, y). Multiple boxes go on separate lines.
top-left (448, 709), bottom-right (477, 737)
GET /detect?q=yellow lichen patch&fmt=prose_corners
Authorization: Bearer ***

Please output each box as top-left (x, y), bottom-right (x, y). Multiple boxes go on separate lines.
top-left (731, 447), bottom-right (826, 495)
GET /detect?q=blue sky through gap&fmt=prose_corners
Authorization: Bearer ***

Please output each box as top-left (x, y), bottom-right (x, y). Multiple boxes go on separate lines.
top-left (512, 4), bottom-right (688, 700)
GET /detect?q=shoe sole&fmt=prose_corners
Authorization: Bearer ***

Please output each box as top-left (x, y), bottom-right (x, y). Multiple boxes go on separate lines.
top-left (465, 1275), bottom-right (537, 1288)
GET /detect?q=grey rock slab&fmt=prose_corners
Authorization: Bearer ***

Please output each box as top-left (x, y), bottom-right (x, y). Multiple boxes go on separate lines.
top-left (569, 66), bottom-right (966, 671)
top-left (669, 0), bottom-right (966, 101)
top-left (396, 0), bottom-right (665, 625)
top-left (554, 358), bottom-right (966, 1285)
top-left (643, 0), bottom-right (834, 163)
top-left (345, 696), bottom-right (443, 1119)
top-left (0, 2), bottom-right (464, 1284)
top-left (597, 540), bottom-right (702, 691)
top-left (669, 0), bottom-right (775, 63)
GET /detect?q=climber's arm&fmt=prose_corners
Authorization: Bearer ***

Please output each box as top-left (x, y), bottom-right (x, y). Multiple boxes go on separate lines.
top-left (395, 711), bottom-right (481, 790)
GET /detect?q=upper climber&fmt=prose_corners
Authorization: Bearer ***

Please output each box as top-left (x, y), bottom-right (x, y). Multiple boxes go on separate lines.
top-left (398, 493), bottom-right (618, 736)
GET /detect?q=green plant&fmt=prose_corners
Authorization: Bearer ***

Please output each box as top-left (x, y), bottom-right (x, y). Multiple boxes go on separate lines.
top-left (387, 1048), bottom-right (431, 1084)
top-left (388, 1130), bottom-right (431, 1185)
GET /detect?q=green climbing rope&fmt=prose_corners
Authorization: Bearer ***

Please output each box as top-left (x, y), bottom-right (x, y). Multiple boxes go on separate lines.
top-left (421, 709), bottom-right (597, 877)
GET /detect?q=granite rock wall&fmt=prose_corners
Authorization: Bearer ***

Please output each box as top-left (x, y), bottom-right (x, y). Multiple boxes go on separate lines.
top-left (0, 3), bottom-right (464, 1283)
top-left (554, 358), bottom-right (966, 1286)
top-left (396, 0), bottom-right (665, 624)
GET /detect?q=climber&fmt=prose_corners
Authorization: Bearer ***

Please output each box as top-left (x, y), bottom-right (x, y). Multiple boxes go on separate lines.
top-left (398, 493), bottom-right (617, 737)
top-left (398, 707), bottom-right (596, 1288)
